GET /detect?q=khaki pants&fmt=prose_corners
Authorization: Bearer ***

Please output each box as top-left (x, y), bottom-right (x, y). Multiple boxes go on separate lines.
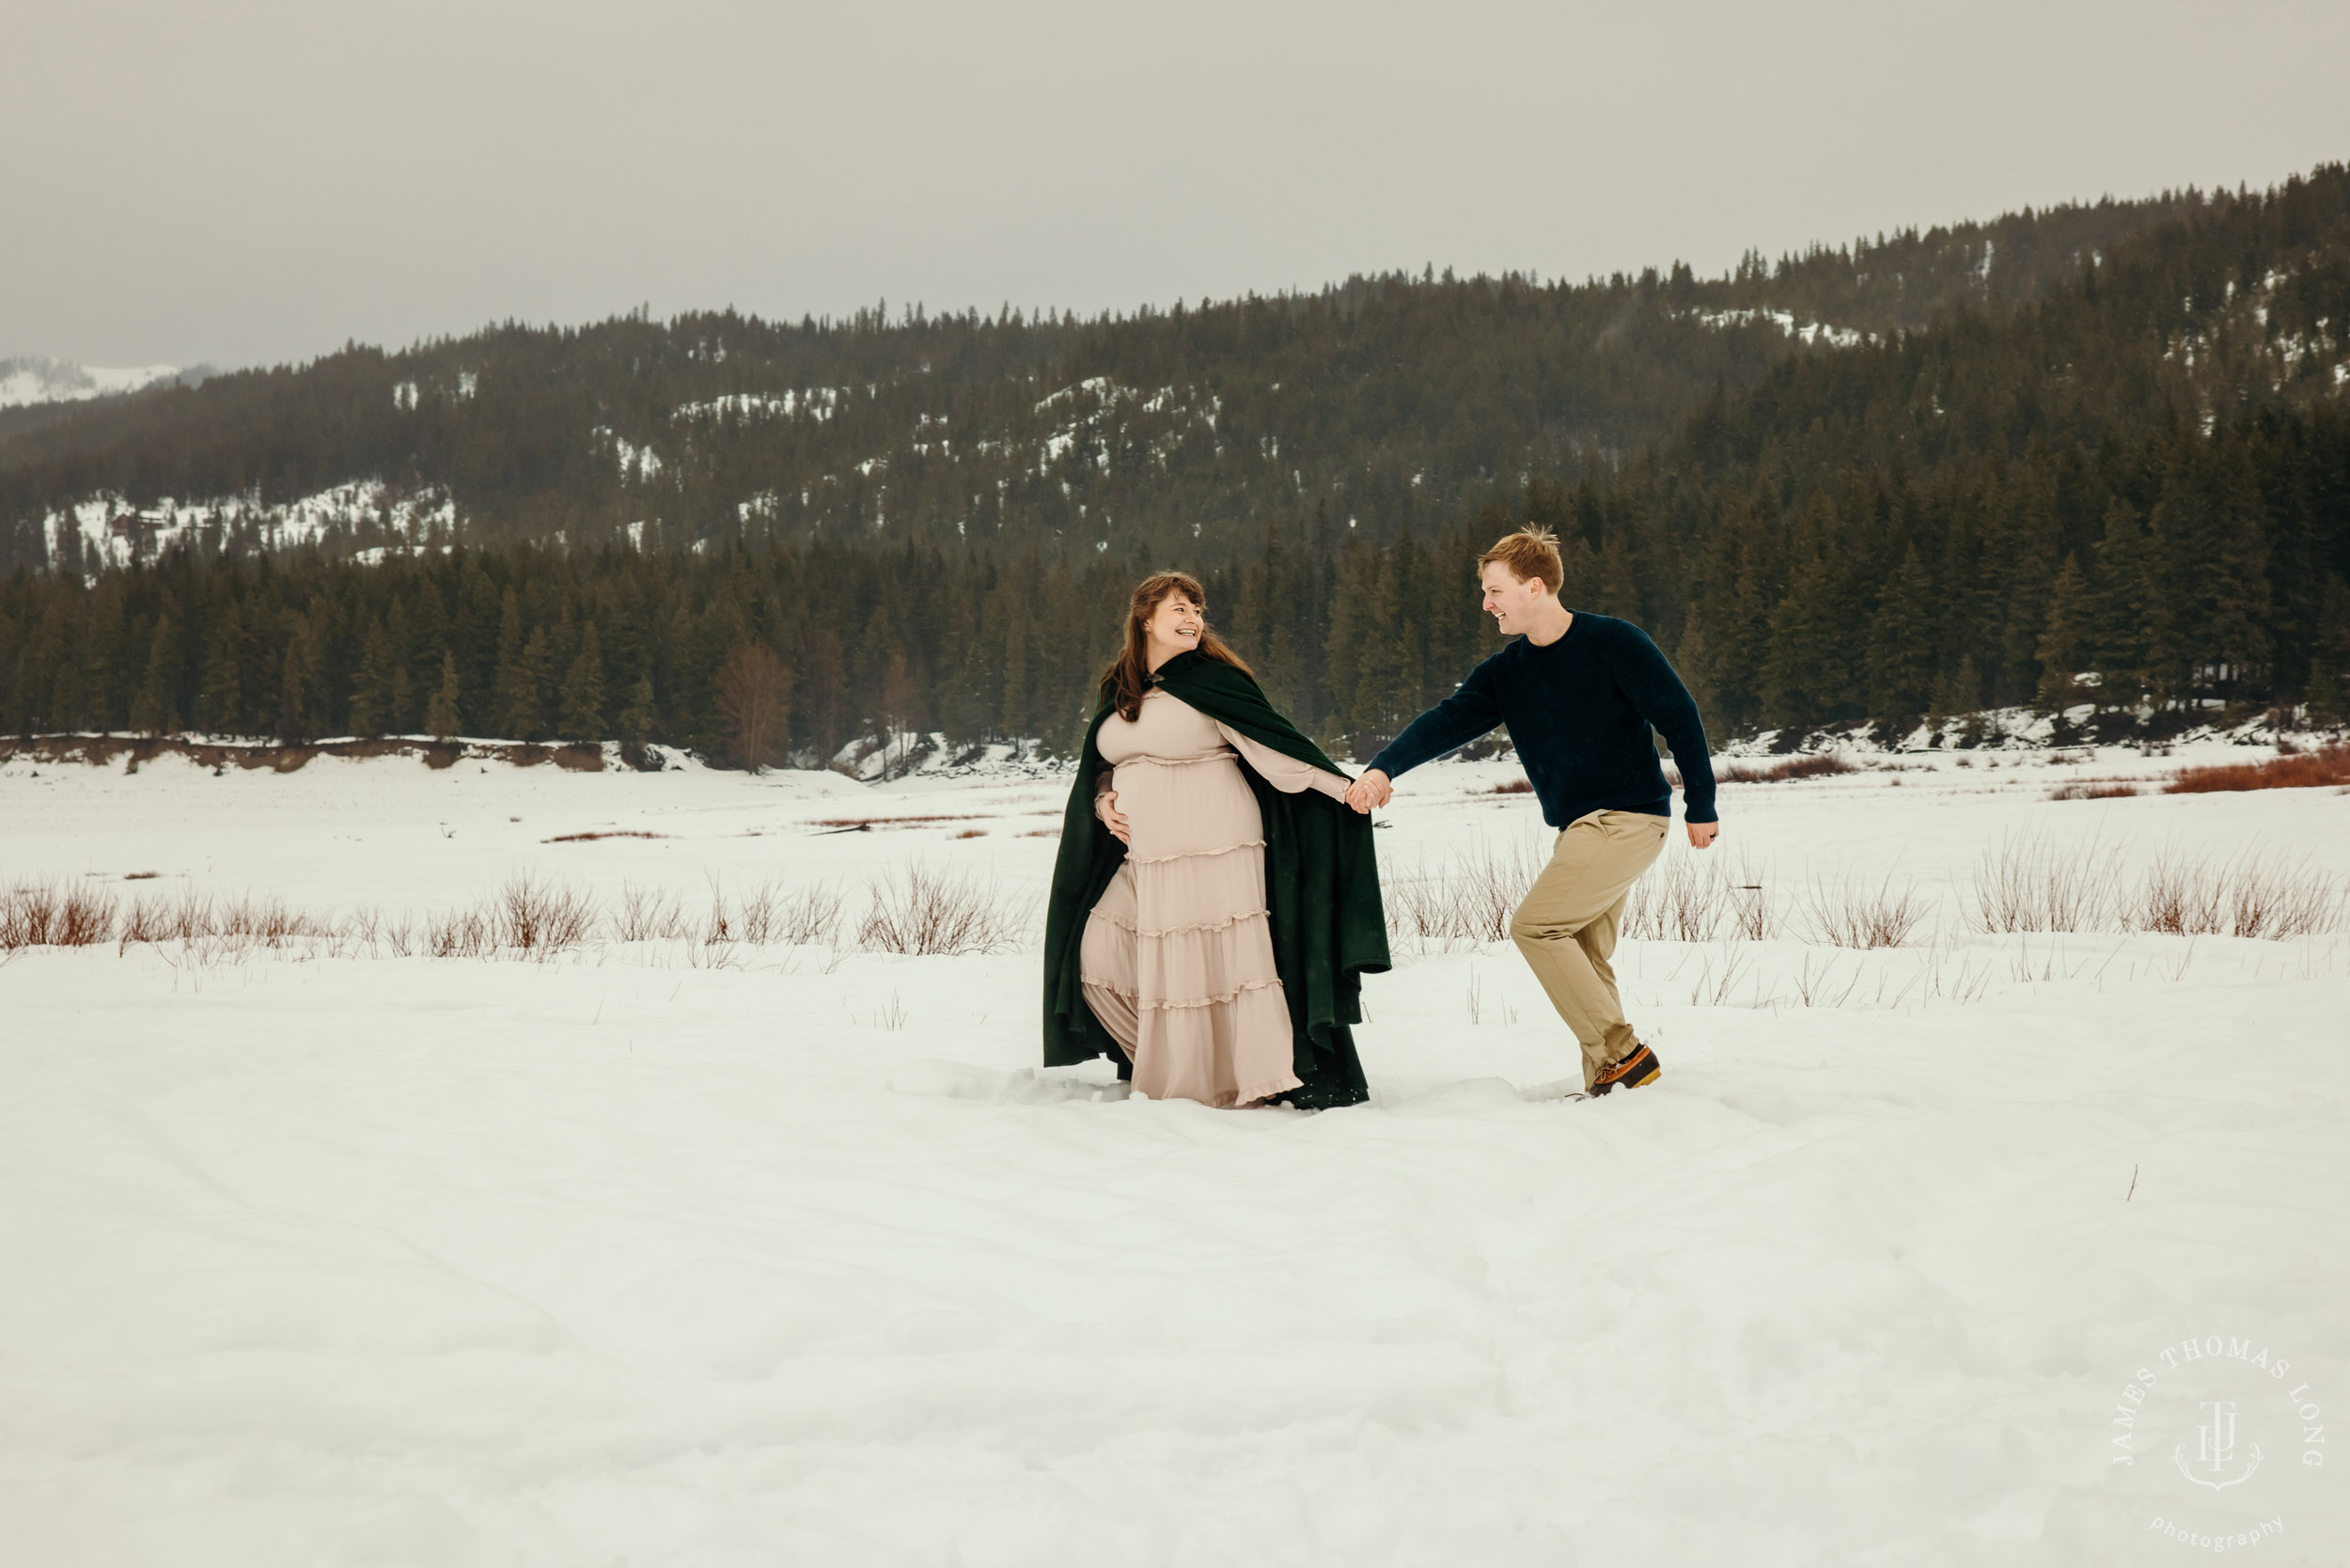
top-left (1509, 809), bottom-right (1669, 1090)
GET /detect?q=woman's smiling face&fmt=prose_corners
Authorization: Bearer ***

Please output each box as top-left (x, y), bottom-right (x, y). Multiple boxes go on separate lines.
top-left (1143, 590), bottom-right (1204, 655)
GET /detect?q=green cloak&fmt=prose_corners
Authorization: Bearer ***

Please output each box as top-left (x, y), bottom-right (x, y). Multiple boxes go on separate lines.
top-left (1041, 650), bottom-right (1389, 1108)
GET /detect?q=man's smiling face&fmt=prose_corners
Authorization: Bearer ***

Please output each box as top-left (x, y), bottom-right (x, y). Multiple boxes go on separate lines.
top-left (1479, 561), bottom-right (1552, 635)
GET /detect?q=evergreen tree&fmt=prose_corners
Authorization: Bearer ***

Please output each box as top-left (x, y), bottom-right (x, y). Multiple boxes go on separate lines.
top-left (129, 613), bottom-right (180, 736)
top-left (2034, 555), bottom-right (2093, 710)
top-left (1866, 545), bottom-right (1936, 720)
top-left (490, 588), bottom-right (528, 735)
top-left (1930, 654), bottom-right (1982, 732)
top-left (276, 635), bottom-right (314, 743)
top-left (196, 604), bottom-right (244, 736)
top-left (2305, 660), bottom-right (2345, 729)
top-left (2087, 498), bottom-right (2150, 699)
top-left (559, 622), bottom-right (607, 739)
top-left (348, 616), bottom-right (393, 737)
top-left (499, 625), bottom-right (553, 740)
top-left (616, 673), bottom-right (656, 765)
top-left (426, 652), bottom-right (462, 741)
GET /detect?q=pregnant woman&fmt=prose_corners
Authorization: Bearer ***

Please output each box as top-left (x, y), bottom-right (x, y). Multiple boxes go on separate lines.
top-left (1042, 572), bottom-right (1389, 1108)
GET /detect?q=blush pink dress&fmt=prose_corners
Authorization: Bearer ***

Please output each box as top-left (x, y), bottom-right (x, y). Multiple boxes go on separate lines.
top-left (1080, 686), bottom-right (1352, 1106)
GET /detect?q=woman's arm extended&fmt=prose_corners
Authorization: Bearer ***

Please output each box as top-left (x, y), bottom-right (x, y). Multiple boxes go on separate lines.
top-left (1216, 724), bottom-right (1350, 799)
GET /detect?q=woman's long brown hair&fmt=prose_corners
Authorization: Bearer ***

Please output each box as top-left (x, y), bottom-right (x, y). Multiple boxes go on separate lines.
top-left (1098, 571), bottom-right (1253, 722)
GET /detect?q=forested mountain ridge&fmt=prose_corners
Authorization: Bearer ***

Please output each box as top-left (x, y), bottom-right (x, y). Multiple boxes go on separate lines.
top-left (3, 169), bottom-right (2348, 763)
top-left (3, 188), bottom-right (2208, 575)
top-left (1578, 165), bottom-right (2350, 738)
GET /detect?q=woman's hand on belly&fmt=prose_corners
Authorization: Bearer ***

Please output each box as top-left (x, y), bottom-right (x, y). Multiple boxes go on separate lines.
top-left (1096, 789), bottom-right (1132, 845)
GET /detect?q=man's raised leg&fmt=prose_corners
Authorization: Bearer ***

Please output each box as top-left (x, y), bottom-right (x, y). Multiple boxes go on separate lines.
top-left (1507, 809), bottom-right (1668, 1091)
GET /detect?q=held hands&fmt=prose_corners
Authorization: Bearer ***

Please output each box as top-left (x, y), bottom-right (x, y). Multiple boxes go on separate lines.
top-left (1343, 768), bottom-right (1392, 814)
top-left (1096, 789), bottom-right (1132, 845)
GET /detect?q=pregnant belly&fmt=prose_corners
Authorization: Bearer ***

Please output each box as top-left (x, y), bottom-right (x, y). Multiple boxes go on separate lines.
top-left (1113, 754), bottom-right (1263, 860)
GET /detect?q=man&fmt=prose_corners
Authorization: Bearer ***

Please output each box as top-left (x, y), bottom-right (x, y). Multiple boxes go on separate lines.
top-left (1345, 525), bottom-right (1718, 1095)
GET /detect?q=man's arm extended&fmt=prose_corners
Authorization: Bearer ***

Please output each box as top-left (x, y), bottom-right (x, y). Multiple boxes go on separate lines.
top-left (1613, 625), bottom-right (1720, 847)
top-left (1344, 657), bottom-right (1505, 810)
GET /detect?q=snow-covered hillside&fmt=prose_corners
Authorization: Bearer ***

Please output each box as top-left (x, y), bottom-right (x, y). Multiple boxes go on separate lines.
top-left (38, 479), bottom-right (457, 572)
top-left (0, 744), bottom-right (2342, 1564)
top-left (0, 355), bottom-right (183, 409)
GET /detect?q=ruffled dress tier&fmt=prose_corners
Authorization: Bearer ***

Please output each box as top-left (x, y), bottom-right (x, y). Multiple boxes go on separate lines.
top-left (1080, 686), bottom-right (1352, 1106)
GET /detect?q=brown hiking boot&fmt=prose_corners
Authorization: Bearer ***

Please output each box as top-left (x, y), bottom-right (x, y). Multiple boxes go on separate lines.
top-left (1590, 1042), bottom-right (1661, 1096)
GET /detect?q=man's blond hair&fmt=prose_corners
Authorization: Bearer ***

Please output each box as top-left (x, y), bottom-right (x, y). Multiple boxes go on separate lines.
top-left (1478, 525), bottom-right (1565, 594)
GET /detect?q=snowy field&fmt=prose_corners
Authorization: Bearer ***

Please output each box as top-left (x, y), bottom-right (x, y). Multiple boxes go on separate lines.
top-left (2, 739), bottom-right (2345, 1566)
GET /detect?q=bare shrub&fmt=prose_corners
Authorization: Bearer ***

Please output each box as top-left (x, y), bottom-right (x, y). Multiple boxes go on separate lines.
top-left (775, 882), bottom-right (848, 947)
top-left (1622, 853), bottom-right (1728, 942)
top-left (1972, 831), bottom-right (2122, 933)
top-left (2134, 854), bottom-right (2342, 940)
top-left (56, 882), bottom-right (118, 947)
top-left (1973, 833), bottom-right (2343, 941)
top-left (428, 904), bottom-right (495, 958)
top-left (214, 893), bottom-right (326, 948)
top-left (381, 910), bottom-right (418, 958)
top-left (1797, 872), bottom-right (1928, 949)
top-left (1384, 833), bottom-right (1547, 949)
top-left (497, 873), bottom-right (598, 956)
top-left (1729, 866), bottom-right (1774, 941)
top-left (1, 882), bottom-right (63, 949)
top-left (118, 895), bottom-right (175, 948)
top-left (2221, 858), bottom-right (2342, 940)
top-left (163, 886), bottom-right (215, 940)
top-left (1790, 950), bottom-right (1861, 1008)
top-left (729, 880), bottom-right (779, 945)
top-left (615, 883), bottom-right (688, 942)
top-left (858, 862), bottom-right (1032, 955)
top-left (344, 905), bottom-right (419, 958)
top-left (2136, 855), bottom-right (2225, 937)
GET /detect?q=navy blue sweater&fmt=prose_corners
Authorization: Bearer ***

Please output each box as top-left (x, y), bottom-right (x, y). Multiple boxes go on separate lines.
top-left (1367, 613), bottom-right (1718, 828)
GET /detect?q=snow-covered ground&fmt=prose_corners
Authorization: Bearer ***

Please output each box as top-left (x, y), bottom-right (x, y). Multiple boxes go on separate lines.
top-left (2, 740), bottom-right (2344, 1565)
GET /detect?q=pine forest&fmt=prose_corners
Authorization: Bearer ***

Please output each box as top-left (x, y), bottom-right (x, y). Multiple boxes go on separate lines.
top-left (4, 168), bottom-right (2348, 765)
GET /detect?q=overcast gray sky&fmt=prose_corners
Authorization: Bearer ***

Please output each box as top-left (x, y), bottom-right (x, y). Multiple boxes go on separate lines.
top-left (6, 0), bottom-right (2345, 369)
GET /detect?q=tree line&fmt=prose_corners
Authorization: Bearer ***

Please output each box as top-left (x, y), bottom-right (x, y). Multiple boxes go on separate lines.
top-left (4, 168), bottom-right (2347, 755)
top-left (4, 389), bottom-right (2345, 774)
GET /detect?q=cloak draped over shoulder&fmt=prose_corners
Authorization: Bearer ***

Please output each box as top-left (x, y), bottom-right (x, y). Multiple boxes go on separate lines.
top-left (1042, 651), bottom-right (1389, 1108)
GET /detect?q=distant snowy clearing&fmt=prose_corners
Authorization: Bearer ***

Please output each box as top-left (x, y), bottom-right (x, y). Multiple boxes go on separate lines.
top-left (1, 742), bottom-right (2344, 1564)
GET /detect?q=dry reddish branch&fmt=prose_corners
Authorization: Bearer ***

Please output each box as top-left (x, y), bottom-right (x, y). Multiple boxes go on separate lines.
top-left (2167, 745), bottom-right (2350, 794)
